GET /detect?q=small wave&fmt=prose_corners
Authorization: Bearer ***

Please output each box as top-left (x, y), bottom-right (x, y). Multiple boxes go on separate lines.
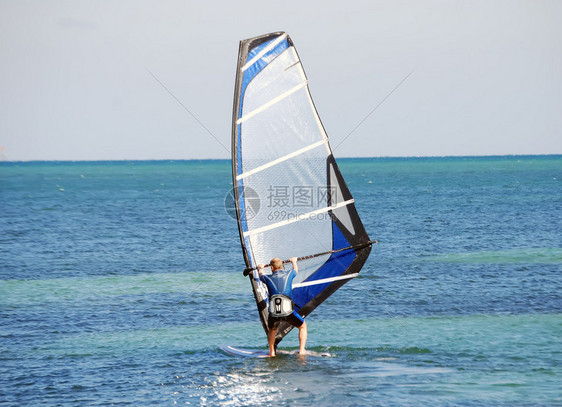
top-left (0, 271), bottom-right (248, 306)
top-left (423, 247), bottom-right (562, 264)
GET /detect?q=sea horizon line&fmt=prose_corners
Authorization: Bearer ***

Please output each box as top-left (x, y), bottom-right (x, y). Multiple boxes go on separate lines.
top-left (0, 153), bottom-right (560, 164)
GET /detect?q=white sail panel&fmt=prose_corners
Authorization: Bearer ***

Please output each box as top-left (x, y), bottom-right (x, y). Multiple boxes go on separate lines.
top-left (241, 46), bottom-right (304, 117)
top-left (240, 89), bottom-right (327, 173)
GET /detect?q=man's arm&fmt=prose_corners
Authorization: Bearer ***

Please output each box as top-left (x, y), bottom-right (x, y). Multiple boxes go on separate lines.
top-left (289, 257), bottom-right (298, 274)
top-left (257, 264), bottom-right (266, 276)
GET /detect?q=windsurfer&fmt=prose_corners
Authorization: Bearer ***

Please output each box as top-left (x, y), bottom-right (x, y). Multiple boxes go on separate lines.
top-left (257, 257), bottom-right (307, 357)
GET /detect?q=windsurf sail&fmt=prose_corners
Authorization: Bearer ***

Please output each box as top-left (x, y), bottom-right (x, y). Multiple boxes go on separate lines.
top-left (231, 31), bottom-right (373, 344)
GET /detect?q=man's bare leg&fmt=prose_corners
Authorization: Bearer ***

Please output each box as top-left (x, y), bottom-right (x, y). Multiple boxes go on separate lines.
top-left (298, 321), bottom-right (307, 355)
top-left (268, 328), bottom-right (277, 357)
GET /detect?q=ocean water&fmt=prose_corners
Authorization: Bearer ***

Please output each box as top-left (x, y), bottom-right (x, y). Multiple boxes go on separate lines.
top-left (0, 156), bottom-right (560, 406)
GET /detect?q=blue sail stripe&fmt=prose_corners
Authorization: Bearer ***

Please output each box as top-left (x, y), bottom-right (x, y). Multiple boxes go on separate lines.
top-left (239, 38), bottom-right (290, 120)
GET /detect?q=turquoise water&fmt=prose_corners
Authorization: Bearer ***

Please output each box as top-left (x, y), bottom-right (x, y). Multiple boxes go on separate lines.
top-left (1, 156), bottom-right (561, 406)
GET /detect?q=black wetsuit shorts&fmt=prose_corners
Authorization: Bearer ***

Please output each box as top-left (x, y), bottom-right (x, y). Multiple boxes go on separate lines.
top-left (268, 310), bottom-right (305, 329)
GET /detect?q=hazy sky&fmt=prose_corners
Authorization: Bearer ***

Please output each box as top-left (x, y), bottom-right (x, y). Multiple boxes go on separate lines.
top-left (1, 0), bottom-right (561, 160)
